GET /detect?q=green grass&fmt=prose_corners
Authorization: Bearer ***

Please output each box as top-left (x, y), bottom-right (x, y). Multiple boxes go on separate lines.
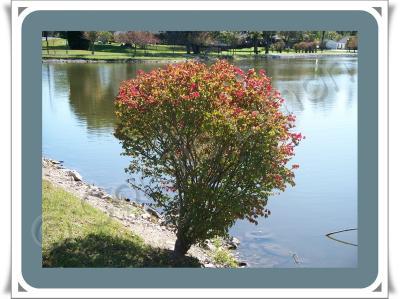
top-left (42, 180), bottom-right (200, 267)
top-left (42, 39), bottom-right (190, 61)
top-left (42, 38), bottom-right (68, 48)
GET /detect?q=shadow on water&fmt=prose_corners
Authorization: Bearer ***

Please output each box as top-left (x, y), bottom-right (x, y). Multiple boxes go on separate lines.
top-left (42, 233), bottom-right (201, 268)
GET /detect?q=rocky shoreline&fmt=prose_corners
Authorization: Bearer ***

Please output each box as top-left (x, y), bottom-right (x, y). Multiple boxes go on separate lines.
top-left (265, 52), bottom-right (357, 59)
top-left (42, 58), bottom-right (189, 64)
top-left (42, 157), bottom-right (244, 268)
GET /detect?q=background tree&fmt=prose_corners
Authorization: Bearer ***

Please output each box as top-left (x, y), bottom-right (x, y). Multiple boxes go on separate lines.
top-left (271, 40), bottom-right (285, 53)
top-left (84, 31), bottom-right (99, 55)
top-left (217, 31), bottom-right (244, 55)
top-left (113, 31), bottom-right (159, 56)
top-left (160, 31), bottom-right (215, 54)
top-left (42, 31), bottom-right (53, 55)
top-left (325, 31), bottom-right (341, 41)
top-left (346, 36), bottom-right (358, 52)
top-left (262, 31), bottom-right (276, 54)
top-left (97, 31), bottom-right (113, 44)
top-left (319, 31), bottom-right (326, 51)
top-left (65, 31), bottom-right (90, 50)
top-left (124, 32), bottom-right (139, 55)
top-left (301, 31), bottom-right (320, 42)
top-left (56, 31), bottom-right (70, 54)
top-left (115, 60), bottom-right (302, 257)
top-left (278, 31), bottom-right (302, 47)
top-left (336, 31), bottom-right (358, 38)
top-left (187, 31), bottom-right (215, 54)
top-left (158, 31), bottom-right (184, 54)
top-left (180, 32), bottom-right (194, 54)
top-left (246, 31), bottom-right (263, 54)
top-left (132, 31), bottom-right (160, 54)
top-left (114, 31), bottom-right (129, 46)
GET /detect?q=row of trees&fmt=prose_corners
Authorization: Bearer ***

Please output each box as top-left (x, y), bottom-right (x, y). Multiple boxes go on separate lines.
top-left (158, 31), bottom-right (358, 54)
top-left (43, 31), bottom-right (358, 55)
top-left (113, 31), bottom-right (160, 54)
top-left (164, 31), bottom-right (358, 54)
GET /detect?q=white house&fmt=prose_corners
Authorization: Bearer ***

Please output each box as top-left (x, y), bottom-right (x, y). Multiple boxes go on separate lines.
top-left (336, 36), bottom-right (350, 49)
top-left (324, 39), bottom-right (338, 50)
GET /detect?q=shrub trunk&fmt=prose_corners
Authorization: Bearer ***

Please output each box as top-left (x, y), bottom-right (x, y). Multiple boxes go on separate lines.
top-left (173, 232), bottom-right (191, 257)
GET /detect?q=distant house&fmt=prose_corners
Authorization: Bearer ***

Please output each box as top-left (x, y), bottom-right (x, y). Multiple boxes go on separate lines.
top-left (272, 34), bottom-right (282, 41)
top-left (324, 39), bottom-right (338, 50)
top-left (336, 36), bottom-right (350, 49)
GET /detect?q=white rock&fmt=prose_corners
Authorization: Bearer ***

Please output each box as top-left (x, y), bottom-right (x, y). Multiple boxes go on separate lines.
top-left (201, 240), bottom-right (216, 251)
top-left (101, 194), bottom-right (113, 200)
top-left (203, 263), bottom-right (216, 268)
top-left (66, 170), bottom-right (82, 181)
top-left (141, 213), bottom-right (150, 220)
top-left (232, 237), bottom-right (240, 246)
top-left (91, 190), bottom-right (104, 197)
top-left (145, 206), bottom-right (161, 219)
top-left (226, 237), bottom-right (240, 249)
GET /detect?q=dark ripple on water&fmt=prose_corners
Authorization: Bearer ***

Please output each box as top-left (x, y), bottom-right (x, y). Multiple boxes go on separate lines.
top-left (237, 230), bottom-right (306, 268)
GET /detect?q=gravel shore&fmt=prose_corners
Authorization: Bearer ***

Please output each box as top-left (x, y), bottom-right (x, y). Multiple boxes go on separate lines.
top-left (42, 157), bottom-right (241, 267)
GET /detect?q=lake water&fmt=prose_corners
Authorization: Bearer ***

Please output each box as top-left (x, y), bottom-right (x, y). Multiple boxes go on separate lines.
top-left (42, 57), bottom-right (358, 268)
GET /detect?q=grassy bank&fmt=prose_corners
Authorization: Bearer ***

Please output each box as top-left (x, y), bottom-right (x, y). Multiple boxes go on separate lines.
top-left (42, 38), bottom-right (193, 61)
top-left (42, 38), bottom-right (356, 62)
top-left (42, 179), bottom-right (200, 267)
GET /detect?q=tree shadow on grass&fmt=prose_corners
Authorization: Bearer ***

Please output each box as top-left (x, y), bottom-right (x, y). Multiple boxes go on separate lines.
top-left (43, 233), bottom-right (201, 268)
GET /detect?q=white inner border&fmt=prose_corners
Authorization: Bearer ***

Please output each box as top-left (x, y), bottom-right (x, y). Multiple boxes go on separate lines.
top-left (11, 1), bottom-right (388, 298)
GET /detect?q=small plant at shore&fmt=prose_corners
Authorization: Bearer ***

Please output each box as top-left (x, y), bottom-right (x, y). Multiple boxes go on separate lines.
top-left (209, 237), bottom-right (238, 267)
top-left (213, 248), bottom-right (238, 268)
top-left (115, 60), bottom-right (302, 257)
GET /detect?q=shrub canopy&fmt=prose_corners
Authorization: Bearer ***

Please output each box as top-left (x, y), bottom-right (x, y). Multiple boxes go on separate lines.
top-left (115, 60), bottom-right (302, 255)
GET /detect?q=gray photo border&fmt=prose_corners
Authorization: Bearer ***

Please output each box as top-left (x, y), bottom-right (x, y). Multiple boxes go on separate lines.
top-left (21, 10), bottom-right (378, 288)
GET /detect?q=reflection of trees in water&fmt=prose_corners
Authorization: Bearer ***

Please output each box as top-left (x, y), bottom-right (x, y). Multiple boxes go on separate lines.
top-left (43, 64), bottom-right (75, 122)
top-left (239, 58), bottom-right (355, 80)
top-left (65, 63), bottom-right (164, 132)
top-left (44, 64), bottom-right (55, 113)
top-left (44, 64), bottom-right (70, 109)
top-left (66, 64), bottom-right (122, 131)
top-left (237, 58), bottom-right (357, 113)
top-left (278, 83), bottom-right (305, 113)
top-left (61, 58), bottom-right (356, 131)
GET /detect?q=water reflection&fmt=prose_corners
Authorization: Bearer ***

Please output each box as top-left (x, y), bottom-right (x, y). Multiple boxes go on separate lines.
top-left (42, 57), bottom-right (358, 268)
top-left (53, 58), bottom-right (357, 132)
top-left (61, 63), bottom-right (166, 133)
top-left (67, 64), bottom-right (117, 131)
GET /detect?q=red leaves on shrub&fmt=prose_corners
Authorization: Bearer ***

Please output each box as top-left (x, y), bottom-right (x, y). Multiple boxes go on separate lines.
top-left (115, 60), bottom-right (302, 247)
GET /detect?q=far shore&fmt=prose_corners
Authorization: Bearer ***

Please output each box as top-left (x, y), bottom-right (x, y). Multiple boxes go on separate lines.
top-left (42, 57), bottom-right (190, 64)
top-left (42, 52), bottom-right (358, 64)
